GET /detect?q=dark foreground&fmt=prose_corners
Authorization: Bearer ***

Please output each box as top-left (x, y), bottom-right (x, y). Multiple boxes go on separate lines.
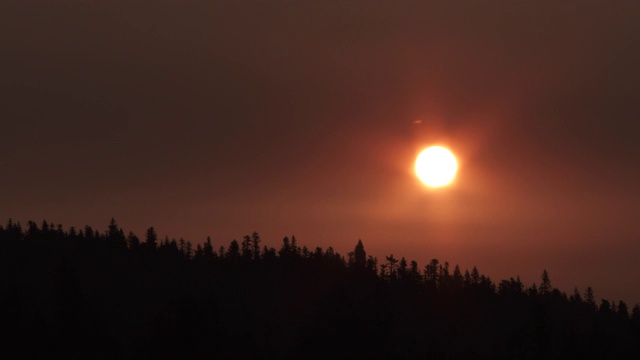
top-left (1, 219), bottom-right (639, 359)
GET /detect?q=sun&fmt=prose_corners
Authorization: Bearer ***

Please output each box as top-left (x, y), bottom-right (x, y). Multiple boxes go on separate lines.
top-left (415, 146), bottom-right (458, 188)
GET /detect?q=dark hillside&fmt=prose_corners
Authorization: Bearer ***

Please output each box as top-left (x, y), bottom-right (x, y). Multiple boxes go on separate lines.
top-left (1, 219), bottom-right (639, 359)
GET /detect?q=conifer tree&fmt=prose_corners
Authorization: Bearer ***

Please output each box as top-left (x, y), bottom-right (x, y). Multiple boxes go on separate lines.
top-left (251, 232), bottom-right (261, 260)
top-left (539, 269), bottom-right (551, 295)
top-left (584, 287), bottom-right (596, 310)
top-left (145, 227), bottom-right (158, 249)
top-left (203, 236), bottom-right (214, 258)
top-left (354, 239), bottom-right (366, 268)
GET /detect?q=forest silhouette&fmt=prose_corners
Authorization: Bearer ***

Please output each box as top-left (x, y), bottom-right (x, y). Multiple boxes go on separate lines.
top-left (1, 218), bottom-right (639, 359)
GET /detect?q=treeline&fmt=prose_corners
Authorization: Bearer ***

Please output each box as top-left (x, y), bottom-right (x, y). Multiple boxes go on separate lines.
top-left (1, 218), bottom-right (639, 359)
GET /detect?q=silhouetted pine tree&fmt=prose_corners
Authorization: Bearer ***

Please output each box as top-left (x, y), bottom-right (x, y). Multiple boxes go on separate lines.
top-left (144, 226), bottom-right (158, 250)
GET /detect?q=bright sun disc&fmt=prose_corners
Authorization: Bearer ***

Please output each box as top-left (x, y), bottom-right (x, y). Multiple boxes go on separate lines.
top-left (415, 146), bottom-right (458, 188)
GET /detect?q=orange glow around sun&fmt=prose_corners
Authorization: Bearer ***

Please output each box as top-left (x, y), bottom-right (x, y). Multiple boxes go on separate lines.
top-left (415, 146), bottom-right (458, 187)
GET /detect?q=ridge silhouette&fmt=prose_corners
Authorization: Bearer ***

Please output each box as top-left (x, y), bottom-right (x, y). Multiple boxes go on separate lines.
top-left (1, 218), bottom-right (639, 359)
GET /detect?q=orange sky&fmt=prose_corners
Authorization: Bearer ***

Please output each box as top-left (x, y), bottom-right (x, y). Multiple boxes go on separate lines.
top-left (2, 0), bottom-right (640, 305)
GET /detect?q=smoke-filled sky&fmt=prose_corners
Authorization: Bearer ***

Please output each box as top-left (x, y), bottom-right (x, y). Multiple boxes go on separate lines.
top-left (2, 0), bottom-right (640, 305)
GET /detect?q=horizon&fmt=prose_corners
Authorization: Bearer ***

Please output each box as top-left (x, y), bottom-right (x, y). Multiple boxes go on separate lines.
top-left (3, 216), bottom-right (635, 307)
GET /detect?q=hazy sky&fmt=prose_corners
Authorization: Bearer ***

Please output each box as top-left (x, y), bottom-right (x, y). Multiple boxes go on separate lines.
top-left (2, 1), bottom-right (640, 305)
